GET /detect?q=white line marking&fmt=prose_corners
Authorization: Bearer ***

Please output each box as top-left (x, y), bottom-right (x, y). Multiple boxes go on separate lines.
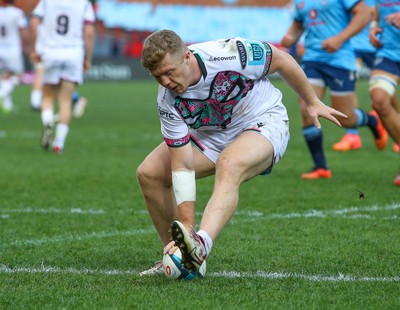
top-left (2, 203), bottom-right (398, 248)
top-left (232, 203), bottom-right (400, 223)
top-left (1, 228), bottom-right (153, 249)
top-left (1, 207), bottom-right (106, 215)
top-left (0, 265), bottom-right (398, 282)
top-left (213, 271), bottom-right (400, 282)
top-left (2, 203), bottom-right (399, 219)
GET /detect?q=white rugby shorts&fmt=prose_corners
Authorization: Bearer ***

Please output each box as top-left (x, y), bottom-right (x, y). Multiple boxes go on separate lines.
top-left (190, 113), bottom-right (290, 172)
top-left (41, 48), bottom-right (84, 85)
top-left (0, 52), bottom-right (24, 74)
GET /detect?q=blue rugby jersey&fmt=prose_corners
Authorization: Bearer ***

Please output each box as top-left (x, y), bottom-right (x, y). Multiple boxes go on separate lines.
top-left (294, 0), bottom-right (360, 70)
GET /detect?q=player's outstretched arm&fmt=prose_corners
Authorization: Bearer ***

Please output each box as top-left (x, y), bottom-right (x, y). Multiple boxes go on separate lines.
top-left (280, 20), bottom-right (304, 48)
top-left (268, 44), bottom-right (347, 129)
top-left (322, 1), bottom-right (372, 53)
top-left (83, 23), bottom-right (95, 72)
top-left (29, 16), bottom-right (41, 64)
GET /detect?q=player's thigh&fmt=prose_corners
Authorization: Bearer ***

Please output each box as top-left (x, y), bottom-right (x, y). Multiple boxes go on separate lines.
top-left (192, 144), bottom-right (216, 179)
top-left (137, 142), bottom-right (173, 185)
top-left (217, 131), bottom-right (274, 182)
top-left (137, 142), bottom-right (215, 184)
top-left (59, 80), bottom-right (76, 101)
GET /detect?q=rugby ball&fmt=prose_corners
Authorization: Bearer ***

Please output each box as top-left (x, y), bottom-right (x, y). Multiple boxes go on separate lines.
top-left (163, 248), bottom-right (206, 280)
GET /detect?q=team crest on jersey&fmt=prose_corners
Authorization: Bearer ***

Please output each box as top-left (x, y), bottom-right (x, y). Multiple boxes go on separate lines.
top-left (174, 71), bottom-right (254, 129)
top-left (309, 9), bottom-right (317, 19)
top-left (242, 40), bottom-right (265, 66)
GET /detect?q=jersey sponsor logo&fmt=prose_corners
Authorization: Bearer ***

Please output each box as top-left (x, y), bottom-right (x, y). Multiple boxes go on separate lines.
top-left (236, 41), bottom-right (247, 69)
top-left (174, 71), bottom-right (254, 129)
top-left (158, 107), bottom-right (175, 119)
top-left (208, 55), bottom-right (237, 61)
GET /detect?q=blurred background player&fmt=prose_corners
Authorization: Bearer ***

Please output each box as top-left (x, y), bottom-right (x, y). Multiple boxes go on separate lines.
top-left (281, 0), bottom-right (388, 180)
top-left (0, 0), bottom-right (28, 113)
top-left (30, 21), bottom-right (88, 120)
top-left (333, 0), bottom-right (399, 153)
top-left (30, 0), bottom-right (95, 154)
top-left (369, 1), bottom-right (400, 185)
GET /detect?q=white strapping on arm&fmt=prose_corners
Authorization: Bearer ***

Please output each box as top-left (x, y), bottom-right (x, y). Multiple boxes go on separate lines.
top-left (172, 170), bottom-right (196, 206)
top-left (370, 20), bottom-right (379, 28)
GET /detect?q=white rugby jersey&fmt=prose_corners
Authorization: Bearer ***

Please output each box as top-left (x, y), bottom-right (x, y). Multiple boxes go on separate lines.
top-left (0, 6), bottom-right (27, 55)
top-left (157, 38), bottom-right (288, 147)
top-left (32, 0), bottom-right (95, 50)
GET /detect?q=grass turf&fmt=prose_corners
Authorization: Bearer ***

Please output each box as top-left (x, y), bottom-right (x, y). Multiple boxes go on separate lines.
top-left (0, 80), bottom-right (399, 309)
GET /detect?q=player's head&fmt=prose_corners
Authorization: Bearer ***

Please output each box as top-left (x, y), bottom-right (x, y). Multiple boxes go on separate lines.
top-left (141, 29), bottom-right (192, 93)
top-left (141, 29), bottom-right (187, 73)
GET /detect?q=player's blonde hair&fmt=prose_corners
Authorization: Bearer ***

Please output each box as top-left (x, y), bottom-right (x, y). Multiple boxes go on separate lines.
top-left (141, 29), bottom-right (187, 72)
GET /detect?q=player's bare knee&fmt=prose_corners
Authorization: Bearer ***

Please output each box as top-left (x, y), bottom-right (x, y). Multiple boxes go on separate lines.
top-left (136, 162), bottom-right (156, 187)
top-left (371, 95), bottom-right (392, 117)
top-left (215, 156), bottom-right (243, 180)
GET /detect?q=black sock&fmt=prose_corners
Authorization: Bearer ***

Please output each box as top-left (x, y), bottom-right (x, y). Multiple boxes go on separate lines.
top-left (303, 125), bottom-right (328, 169)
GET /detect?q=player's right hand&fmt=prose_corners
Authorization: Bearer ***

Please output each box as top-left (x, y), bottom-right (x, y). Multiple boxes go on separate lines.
top-left (369, 27), bottom-right (383, 48)
top-left (29, 51), bottom-right (41, 64)
top-left (163, 240), bottom-right (177, 255)
top-left (280, 34), bottom-right (297, 48)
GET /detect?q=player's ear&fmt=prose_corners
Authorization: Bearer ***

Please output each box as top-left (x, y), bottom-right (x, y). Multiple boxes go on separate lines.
top-left (184, 50), bottom-right (191, 64)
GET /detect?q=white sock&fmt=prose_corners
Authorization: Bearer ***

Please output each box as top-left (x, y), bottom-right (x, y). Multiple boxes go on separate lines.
top-left (53, 123), bottom-right (69, 149)
top-left (31, 89), bottom-right (42, 109)
top-left (41, 109), bottom-right (54, 126)
top-left (0, 79), bottom-right (14, 97)
top-left (197, 230), bottom-right (213, 257)
top-left (2, 95), bottom-right (13, 110)
top-left (9, 75), bottom-right (20, 87)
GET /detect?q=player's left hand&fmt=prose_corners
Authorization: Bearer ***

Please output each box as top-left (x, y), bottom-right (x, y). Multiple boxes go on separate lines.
top-left (83, 59), bottom-right (91, 72)
top-left (322, 36), bottom-right (343, 53)
top-left (386, 12), bottom-right (400, 29)
top-left (308, 101), bottom-right (347, 129)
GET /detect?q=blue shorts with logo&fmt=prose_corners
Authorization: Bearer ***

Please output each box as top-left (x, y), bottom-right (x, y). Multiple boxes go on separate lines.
top-left (373, 57), bottom-right (400, 76)
top-left (301, 61), bottom-right (357, 93)
top-left (355, 51), bottom-right (376, 69)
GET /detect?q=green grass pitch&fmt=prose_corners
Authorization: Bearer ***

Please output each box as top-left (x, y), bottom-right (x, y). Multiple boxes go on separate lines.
top-left (0, 79), bottom-right (399, 309)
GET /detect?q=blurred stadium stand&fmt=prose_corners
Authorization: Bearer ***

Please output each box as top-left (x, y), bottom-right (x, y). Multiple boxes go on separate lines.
top-left (95, 0), bottom-right (294, 55)
top-left (16, 0), bottom-right (294, 59)
top-left (16, 0), bottom-right (297, 80)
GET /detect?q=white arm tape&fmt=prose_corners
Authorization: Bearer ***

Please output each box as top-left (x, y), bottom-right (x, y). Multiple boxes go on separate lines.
top-left (172, 170), bottom-right (196, 206)
top-left (370, 20), bottom-right (379, 28)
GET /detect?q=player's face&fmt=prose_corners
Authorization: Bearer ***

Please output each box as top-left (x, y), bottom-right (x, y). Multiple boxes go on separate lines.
top-left (151, 52), bottom-right (191, 94)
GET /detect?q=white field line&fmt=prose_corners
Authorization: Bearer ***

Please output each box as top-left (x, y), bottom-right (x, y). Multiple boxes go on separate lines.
top-left (2, 203), bottom-right (399, 219)
top-left (0, 207), bottom-right (106, 215)
top-left (1, 203), bottom-right (398, 249)
top-left (0, 265), bottom-right (398, 283)
top-left (231, 203), bottom-right (400, 223)
top-left (1, 228), bottom-right (153, 249)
